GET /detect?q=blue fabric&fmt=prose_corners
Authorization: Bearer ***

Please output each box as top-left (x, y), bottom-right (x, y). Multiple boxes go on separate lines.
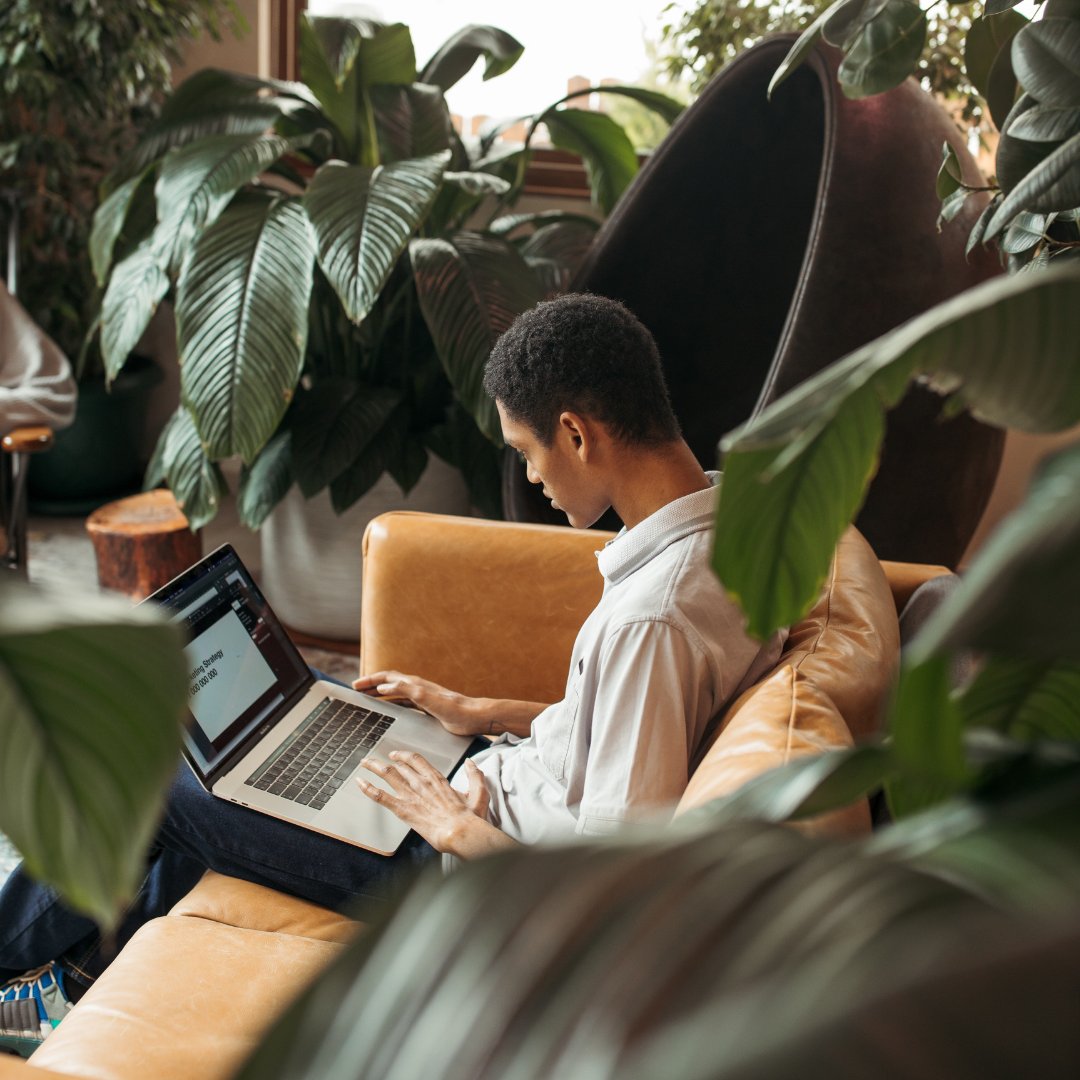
top-left (0, 668), bottom-right (485, 986)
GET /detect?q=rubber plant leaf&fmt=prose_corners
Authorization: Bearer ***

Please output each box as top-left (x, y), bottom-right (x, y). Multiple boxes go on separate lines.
top-left (984, 130), bottom-right (1080, 237)
top-left (410, 232), bottom-right (544, 445)
top-left (100, 239), bottom-right (170, 384)
top-left (177, 194), bottom-right (316, 464)
top-left (965, 11), bottom-right (1028, 122)
top-left (303, 151), bottom-right (450, 325)
top-left (769, 0), bottom-right (864, 97)
top-left (0, 580), bottom-right (187, 931)
top-left (714, 265), bottom-right (1080, 639)
top-left (836, 0), bottom-right (928, 99)
top-left (1011, 18), bottom-right (1080, 108)
top-left (418, 25), bottom-right (524, 91)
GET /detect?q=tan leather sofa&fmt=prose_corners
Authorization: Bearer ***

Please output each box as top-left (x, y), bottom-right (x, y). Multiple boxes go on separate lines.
top-left (6, 512), bottom-right (943, 1080)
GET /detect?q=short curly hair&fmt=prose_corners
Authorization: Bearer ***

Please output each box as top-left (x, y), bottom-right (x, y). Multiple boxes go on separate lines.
top-left (483, 293), bottom-right (681, 446)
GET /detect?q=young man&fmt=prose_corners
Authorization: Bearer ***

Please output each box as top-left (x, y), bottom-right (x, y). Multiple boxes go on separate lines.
top-left (0, 293), bottom-right (783, 1055)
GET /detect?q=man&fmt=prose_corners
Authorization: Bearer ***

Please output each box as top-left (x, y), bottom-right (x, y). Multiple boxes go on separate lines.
top-left (0, 293), bottom-right (783, 1055)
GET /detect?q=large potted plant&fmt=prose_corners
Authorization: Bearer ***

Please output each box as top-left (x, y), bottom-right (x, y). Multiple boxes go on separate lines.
top-left (91, 13), bottom-right (682, 637)
top-left (0, 0), bottom-right (242, 512)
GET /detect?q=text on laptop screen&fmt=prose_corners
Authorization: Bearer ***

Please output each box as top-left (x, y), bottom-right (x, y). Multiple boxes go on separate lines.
top-left (151, 547), bottom-right (311, 777)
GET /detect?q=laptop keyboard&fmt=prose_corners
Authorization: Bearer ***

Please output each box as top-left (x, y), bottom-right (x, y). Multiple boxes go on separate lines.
top-left (244, 697), bottom-right (394, 811)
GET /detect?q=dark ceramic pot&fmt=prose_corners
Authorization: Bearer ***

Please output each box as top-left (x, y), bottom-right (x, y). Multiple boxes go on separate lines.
top-left (502, 35), bottom-right (1005, 567)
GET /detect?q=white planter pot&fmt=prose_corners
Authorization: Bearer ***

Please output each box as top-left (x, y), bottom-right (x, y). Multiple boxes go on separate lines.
top-left (260, 457), bottom-right (471, 641)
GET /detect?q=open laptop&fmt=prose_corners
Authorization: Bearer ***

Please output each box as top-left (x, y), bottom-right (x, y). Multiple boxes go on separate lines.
top-left (145, 544), bottom-right (472, 855)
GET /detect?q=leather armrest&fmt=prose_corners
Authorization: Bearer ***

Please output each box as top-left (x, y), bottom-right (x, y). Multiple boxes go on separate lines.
top-left (881, 560), bottom-right (952, 613)
top-left (360, 512), bottom-right (614, 704)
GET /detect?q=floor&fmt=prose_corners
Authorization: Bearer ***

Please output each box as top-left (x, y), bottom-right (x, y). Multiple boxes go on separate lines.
top-left (1, 503), bottom-right (361, 890)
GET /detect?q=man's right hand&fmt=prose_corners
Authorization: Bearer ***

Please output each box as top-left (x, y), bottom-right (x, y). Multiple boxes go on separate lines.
top-left (352, 671), bottom-right (548, 739)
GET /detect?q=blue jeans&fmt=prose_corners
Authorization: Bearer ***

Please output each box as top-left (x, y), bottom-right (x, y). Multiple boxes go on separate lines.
top-left (0, 675), bottom-right (484, 986)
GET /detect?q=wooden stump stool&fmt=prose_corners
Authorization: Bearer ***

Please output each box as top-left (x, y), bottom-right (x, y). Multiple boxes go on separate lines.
top-left (86, 489), bottom-right (202, 599)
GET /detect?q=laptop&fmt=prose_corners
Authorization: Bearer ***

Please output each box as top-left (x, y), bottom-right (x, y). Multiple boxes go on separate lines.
top-left (145, 544), bottom-right (473, 854)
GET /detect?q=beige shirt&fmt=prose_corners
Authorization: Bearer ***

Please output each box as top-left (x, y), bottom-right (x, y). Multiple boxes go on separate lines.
top-left (455, 474), bottom-right (786, 844)
top-left (0, 283), bottom-right (76, 435)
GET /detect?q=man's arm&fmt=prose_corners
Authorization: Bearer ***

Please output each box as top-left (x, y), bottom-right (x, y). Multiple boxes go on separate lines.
top-left (353, 671), bottom-right (547, 739)
top-left (358, 752), bottom-right (518, 859)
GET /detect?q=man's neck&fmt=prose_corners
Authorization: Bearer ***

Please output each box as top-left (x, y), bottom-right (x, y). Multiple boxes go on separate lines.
top-left (608, 441), bottom-right (711, 530)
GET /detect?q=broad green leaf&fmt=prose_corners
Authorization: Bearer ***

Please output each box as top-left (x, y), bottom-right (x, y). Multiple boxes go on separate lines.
top-left (908, 440), bottom-right (1080, 663)
top-left (887, 655), bottom-right (970, 818)
top-left (100, 239), bottom-right (170, 383)
top-left (542, 84), bottom-right (685, 126)
top-left (984, 0), bottom-right (1029, 11)
top-left (521, 220), bottom-right (599, 296)
top-left (355, 23), bottom-right (417, 87)
top-left (959, 657), bottom-right (1080, 742)
top-left (966, 194), bottom-right (1001, 256)
top-left (329, 403), bottom-right (409, 512)
top-left (966, 11), bottom-right (1028, 124)
top-left (237, 429), bottom-right (294, 530)
top-left (443, 171), bottom-right (512, 197)
top-left (935, 141), bottom-right (963, 199)
top-left (1007, 102), bottom-right (1080, 141)
top-left (147, 407), bottom-right (228, 530)
top-left (303, 15), bottom-right (415, 90)
top-left (299, 15), bottom-right (362, 150)
top-left (997, 95), bottom-right (1060, 193)
top-left (304, 151), bottom-right (450, 325)
top-left (489, 210), bottom-right (601, 237)
top-left (290, 379), bottom-right (402, 496)
top-left (410, 232), bottom-right (543, 444)
top-left (691, 744), bottom-right (896, 826)
top-left (1012, 18), bottom-right (1080, 108)
top-left (715, 267), bottom-right (1080, 638)
top-left (985, 130), bottom-right (1080, 237)
top-left (425, 402), bottom-right (503, 518)
top-left (541, 108), bottom-right (638, 214)
top-left (125, 69), bottom-right (317, 174)
top-left (177, 195), bottom-right (316, 463)
top-left (418, 25), bottom-right (524, 91)
top-left (90, 165), bottom-right (153, 286)
top-left (387, 438), bottom-right (429, 494)
top-left (1001, 210), bottom-right (1048, 252)
top-left (153, 133), bottom-right (312, 275)
top-left (371, 83), bottom-right (452, 161)
top-left (938, 186), bottom-right (970, 226)
top-left (768, 0), bottom-right (861, 97)
top-left (0, 580), bottom-right (186, 930)
top-left (837, 0), bottom-right (927, 99)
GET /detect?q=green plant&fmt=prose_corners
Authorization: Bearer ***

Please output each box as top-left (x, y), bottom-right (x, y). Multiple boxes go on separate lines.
top-left (91, 14), bottom-right (683, 527)
top-left (0, 579), bottom-right (187, 930)
top-left (0, 0), bottom-right (243, 376)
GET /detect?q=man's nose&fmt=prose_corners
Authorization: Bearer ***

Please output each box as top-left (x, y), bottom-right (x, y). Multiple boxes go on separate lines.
top-left (526, 462), bottom-right (541, 485)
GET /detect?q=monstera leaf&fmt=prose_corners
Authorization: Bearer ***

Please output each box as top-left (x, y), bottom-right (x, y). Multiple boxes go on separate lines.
top-left (176, 194), bottom-right (316, 463)
top-left (0, 582), bottom-right (187, 930)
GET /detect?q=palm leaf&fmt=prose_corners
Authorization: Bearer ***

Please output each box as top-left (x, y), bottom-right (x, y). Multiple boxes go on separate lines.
top-left (289, 378), bottom-right (403, 496)
top-left (0, 581), bottom-right (186, 930)
top-left (303, 151), bottom-right (450, 325)
top-left (715, 265), bottom-right (1080, 639)
top-left (154, 132), bottom-right (319, 275)
top-left (177, 194), bottom-right (316, 463)
top-left (418, 25), bottom-right (524, 91)
top-left (237, 429), bottom-right (295, 530)
top-left (410, 232), bottom-right (544, 444)
top-left (99, 239), bottom-right (170, 383)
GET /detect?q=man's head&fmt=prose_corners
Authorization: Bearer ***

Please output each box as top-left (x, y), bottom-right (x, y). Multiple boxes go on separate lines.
top-left (483, 292), bottom-right (680, 448)
top-left (484, 294), bottom-right (682, 529)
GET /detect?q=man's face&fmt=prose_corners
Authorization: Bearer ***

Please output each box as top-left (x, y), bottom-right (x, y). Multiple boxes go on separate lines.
top-left (497, 402), bottom-right (608, 529)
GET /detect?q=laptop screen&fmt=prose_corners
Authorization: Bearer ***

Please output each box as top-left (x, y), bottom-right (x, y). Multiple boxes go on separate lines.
top-left (148, 545), bottom-right (312, 780)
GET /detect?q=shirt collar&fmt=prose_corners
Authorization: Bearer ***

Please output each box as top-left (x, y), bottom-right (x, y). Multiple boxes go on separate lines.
top-left (596, 471), bottom-right (720, 584)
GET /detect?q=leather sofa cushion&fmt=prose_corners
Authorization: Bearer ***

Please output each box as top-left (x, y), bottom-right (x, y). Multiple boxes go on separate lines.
top-left (167, 871), bottom-right (360, 945)
top-left (361, 512), bottom-right (612, 705)
top-left (29, 917), bottom-right (342, 1080)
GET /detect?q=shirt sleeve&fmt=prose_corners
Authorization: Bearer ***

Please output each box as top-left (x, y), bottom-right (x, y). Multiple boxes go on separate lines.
top-left (0, 284), bottom-right (76, 434)
top-left (575, 617), bottom-right (709, 836)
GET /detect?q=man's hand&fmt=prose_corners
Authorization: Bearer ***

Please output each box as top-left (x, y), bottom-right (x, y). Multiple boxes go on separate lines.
top-left (352, 671), bottom-right (546, 739)
top-left (358, 751), bottom-right (515, 859)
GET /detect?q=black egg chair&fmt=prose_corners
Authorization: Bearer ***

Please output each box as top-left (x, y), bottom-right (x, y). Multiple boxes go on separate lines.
top-left (502, 34), bottom-right (1005, 568)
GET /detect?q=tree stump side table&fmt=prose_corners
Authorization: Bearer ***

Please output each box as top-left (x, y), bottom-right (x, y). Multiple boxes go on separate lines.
top-left (85, 489), bottom-right (202, 599)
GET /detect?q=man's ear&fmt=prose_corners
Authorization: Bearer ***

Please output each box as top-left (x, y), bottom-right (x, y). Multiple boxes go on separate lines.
top-left (557, 411), bottom-right (589, 459)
